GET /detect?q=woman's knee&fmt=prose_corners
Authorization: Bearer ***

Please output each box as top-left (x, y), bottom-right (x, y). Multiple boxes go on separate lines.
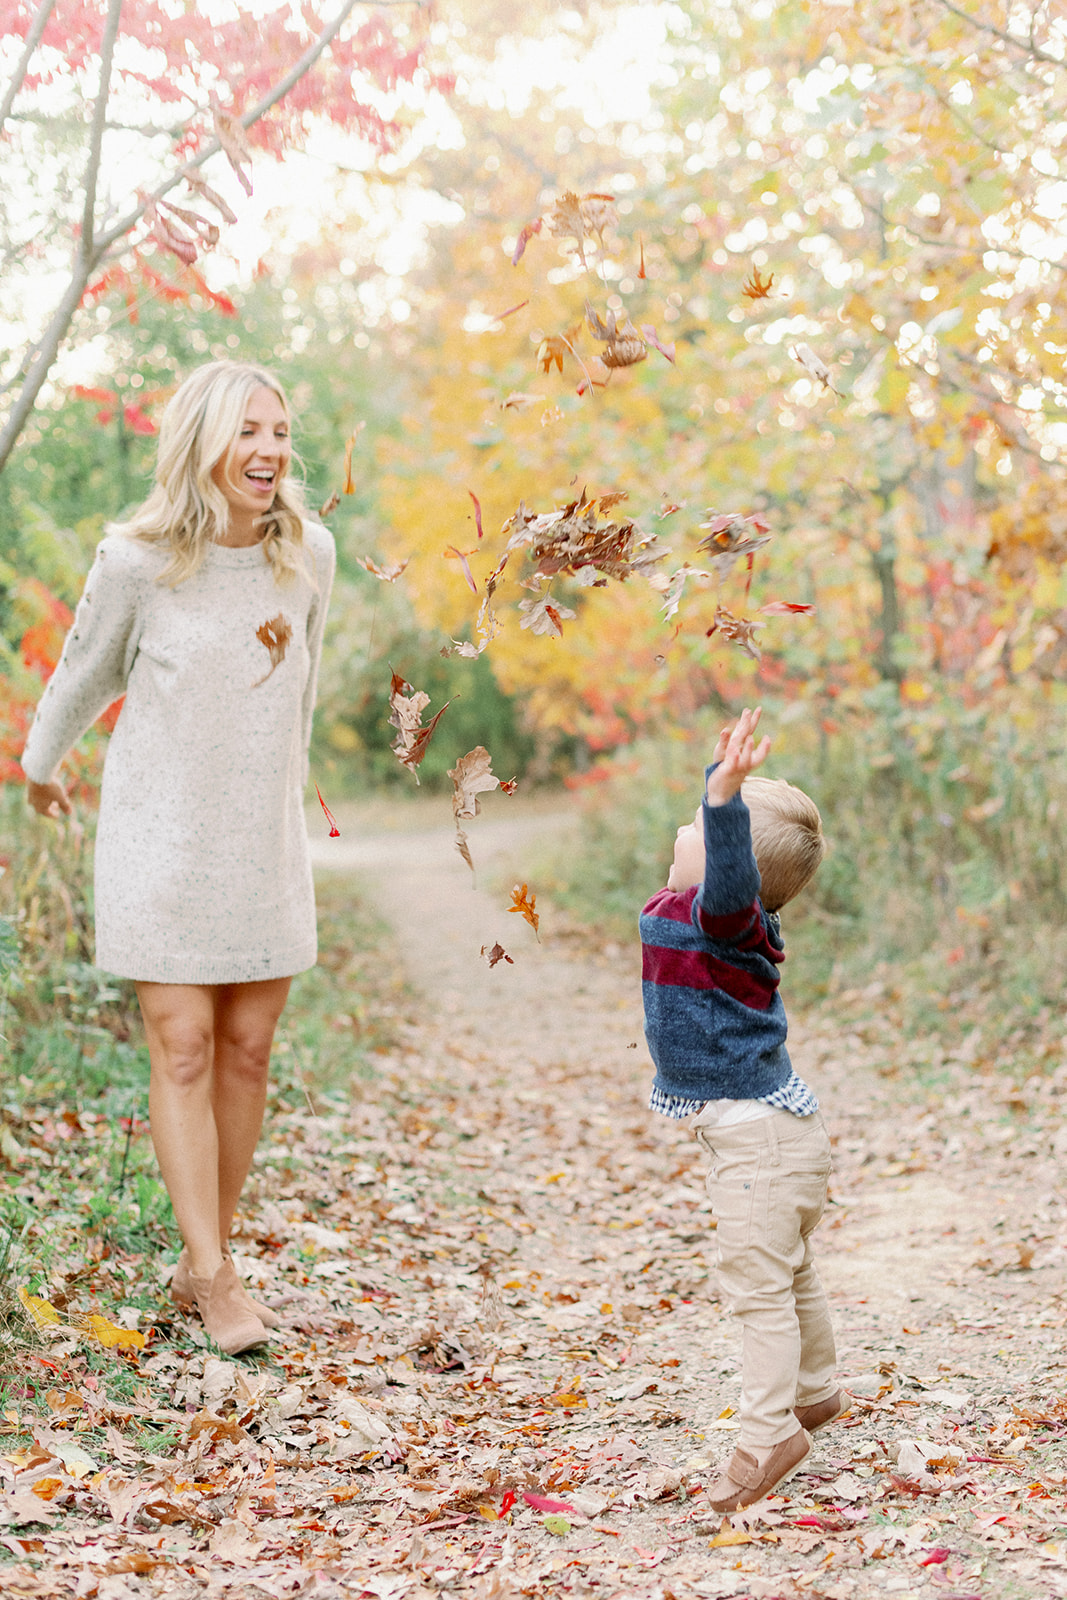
top-left (151, 1024), bottom-right (214, 1090)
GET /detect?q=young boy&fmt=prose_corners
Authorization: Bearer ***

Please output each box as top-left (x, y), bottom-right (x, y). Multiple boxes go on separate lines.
top-left (640, 706), bottom-right (845, 1513)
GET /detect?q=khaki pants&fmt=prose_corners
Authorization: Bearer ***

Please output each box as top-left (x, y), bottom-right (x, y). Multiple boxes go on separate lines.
top-left (694, 1108), bottom-right (837, 1449)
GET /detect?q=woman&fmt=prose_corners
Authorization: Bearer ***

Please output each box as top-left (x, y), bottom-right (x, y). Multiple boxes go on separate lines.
top-left (22, 361), bottom-right (335, 1355)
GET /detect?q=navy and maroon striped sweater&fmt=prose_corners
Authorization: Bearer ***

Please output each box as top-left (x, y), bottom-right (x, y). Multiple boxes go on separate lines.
top-left (639, 784), bottom-right (793, 1104)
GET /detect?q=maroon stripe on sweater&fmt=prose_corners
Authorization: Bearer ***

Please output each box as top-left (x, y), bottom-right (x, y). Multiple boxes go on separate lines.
top-left (642, 886), bottom-right (698, 922)
top-left (642, 944), bottom-right (778, 1010)
top-left (695, 901), bottom-right (759, 940)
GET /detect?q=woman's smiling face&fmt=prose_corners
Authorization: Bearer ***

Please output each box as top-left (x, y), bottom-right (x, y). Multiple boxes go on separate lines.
top-left (210, 385), bottom-right (291, 535)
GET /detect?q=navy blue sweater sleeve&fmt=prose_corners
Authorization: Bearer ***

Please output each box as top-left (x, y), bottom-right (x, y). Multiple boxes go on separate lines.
top-left (693, 769), bottom-right (763, 947)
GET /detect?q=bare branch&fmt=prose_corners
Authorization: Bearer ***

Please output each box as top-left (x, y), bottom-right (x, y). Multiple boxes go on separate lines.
top-left (82, 0), bottom-right (124, 262)
top-left (0, 0), bottom-right (59, 132)
top-left (931, 0), bottom-right (1066, 69)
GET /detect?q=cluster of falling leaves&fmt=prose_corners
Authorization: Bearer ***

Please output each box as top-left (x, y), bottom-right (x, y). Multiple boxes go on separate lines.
top-left (304, 185), bottom-right (830, 956)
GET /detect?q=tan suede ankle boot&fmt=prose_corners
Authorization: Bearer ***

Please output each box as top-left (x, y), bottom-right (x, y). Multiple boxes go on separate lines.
top-left (172, 1248), bottom-right (280, 1330)
top-left (188, 1257), bottom-right (268, 1356)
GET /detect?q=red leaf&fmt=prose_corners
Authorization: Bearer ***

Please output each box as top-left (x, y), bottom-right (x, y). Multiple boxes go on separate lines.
top-left (760, 601), bottom-right (815, 615)
top-left (122, 403), bottom-right (157, 436)
top-left (523, 1492), bottom-right (574, 1514)
top-left (71, 384), bottom-right (117, 405)
top-left (468, 489), bottom-right (483, 539)
top-left (512, 216), bottom-right (542, 265)
top-left (918, 1548), bottom-right (951, 1567)
top-left (314, 784), bottom-right (340, 838)
top-left (500, 1489), bottom-right (517, 1515)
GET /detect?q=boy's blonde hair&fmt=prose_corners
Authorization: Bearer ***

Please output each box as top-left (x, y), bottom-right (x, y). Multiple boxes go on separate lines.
top-left (742, 775), bottom-right (826, 912)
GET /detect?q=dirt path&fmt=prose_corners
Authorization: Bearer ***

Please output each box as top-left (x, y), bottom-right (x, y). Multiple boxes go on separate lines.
top-left (8, 801), bottom-right (1067, 1600)
top-left (298, 797), bottom-right (1067, 1599)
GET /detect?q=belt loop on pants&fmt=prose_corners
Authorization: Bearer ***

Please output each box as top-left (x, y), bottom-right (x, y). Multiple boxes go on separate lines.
top-left (765, 1112), bottom-right (781, 1168)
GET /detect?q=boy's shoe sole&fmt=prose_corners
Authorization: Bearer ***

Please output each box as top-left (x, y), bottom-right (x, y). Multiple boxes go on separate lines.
top-left (794, 1389), bottom-right (851, 1432)
top-left (705, 1428), bottom-right (811, 1513)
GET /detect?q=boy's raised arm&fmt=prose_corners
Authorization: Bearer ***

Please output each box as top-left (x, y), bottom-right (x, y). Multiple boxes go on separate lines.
top-left (705, 705), bottom-right (771, 806)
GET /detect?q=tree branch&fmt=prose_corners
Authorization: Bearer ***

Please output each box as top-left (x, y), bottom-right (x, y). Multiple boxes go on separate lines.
top-left (0, 0), bottom-right (59, 132)
top-left (931, 0), bottom-right (1066, 70)
top-left (96, 0), bottom-right (411, 253)
top-left (0, 0), bottom-right (424, 477)
top-left (81, 0), bottom-right (124, 263)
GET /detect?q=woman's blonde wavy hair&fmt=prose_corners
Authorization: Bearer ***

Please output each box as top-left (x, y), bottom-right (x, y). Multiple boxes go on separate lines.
top-left (113, 360), bottom-right (309, 586)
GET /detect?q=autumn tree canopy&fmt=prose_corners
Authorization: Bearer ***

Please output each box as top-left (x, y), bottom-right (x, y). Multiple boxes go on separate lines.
top-left (0, 0), bottom-right (444, 474)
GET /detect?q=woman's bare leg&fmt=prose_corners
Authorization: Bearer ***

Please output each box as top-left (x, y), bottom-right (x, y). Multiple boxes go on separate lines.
top-left (136, 981), bottom-right (224, 1280)
top-left (212, 977), bottom-right (291, 1244)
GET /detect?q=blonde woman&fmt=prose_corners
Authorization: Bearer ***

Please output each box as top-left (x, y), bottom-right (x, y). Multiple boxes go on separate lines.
top-left (22, 361), bottom-right (335, 1355)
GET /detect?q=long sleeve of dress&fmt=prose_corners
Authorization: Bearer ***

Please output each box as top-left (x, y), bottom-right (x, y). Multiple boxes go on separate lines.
top-left (299, 524), bottom-right (336, 789)
top-left (20, 537), bottom-right (145, 785)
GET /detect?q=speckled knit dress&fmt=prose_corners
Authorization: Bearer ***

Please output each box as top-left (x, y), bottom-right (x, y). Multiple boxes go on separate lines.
top-left (20, 523), bottom-right (335, 983)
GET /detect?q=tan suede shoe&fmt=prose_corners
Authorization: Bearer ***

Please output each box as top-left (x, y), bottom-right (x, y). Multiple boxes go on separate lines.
top-left (172, 1248), bottom-right (280, 1330)
top-left (706, 1428), bottom-right (811, 1513)
top-left (187, 1257), bottom-right (268, 1356)
top-left (795, 1389), bottom-right (851, 1432)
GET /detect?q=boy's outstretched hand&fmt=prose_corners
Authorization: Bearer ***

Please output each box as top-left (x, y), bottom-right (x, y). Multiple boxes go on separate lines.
top-left (705, 706), bottom-right (771, 806)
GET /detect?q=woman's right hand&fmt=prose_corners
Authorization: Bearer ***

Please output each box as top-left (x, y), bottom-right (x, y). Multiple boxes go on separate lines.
top-left (26, 778), bottom-right (73, 819)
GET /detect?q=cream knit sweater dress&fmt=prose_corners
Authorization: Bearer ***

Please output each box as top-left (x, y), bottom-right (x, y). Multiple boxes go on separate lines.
top-left (21, 523), bottom-right (336, 984)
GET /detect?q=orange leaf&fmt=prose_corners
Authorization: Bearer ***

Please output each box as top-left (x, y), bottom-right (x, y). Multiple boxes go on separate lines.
top-left (512, 216), bottom-right (543, 265)
top-left (742, 268), bottom-right (775, 300)
top-left (253, 614), bottom-right (292, 686)
top-left (507, 883), bottom-right (540, 940)
top-left (343, 423), bottom-right (366, 495)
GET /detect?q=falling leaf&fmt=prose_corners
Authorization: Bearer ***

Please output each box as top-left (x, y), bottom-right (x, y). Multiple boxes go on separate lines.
top-left (480, 942), bottom-right (514, 968)
top-left (146, 204), bottom-right (198, 266)
top-left (760, 600), bottom-right (815, 615)
top-left (638, 234), bottom-right (647, 279)
top-left (319, 491), bottom-right (340, 518)
top-left (356, 555), bottom-right (409, 582)
top-left (449, 747), bottom-right (502, 874)
top-left (450, 747), bottom-right (501, 821)
top-left (315, 784), bottom-right (340, 837)
top-left (388, 671), bottom-right (450, 783)
top-left (639, 323), bottom-right (676, 363)
top-left (696, 511), bottom-right (772, 580)
top-left (508, 884), bottom-right (540, 940)
top-left (547, 191), bottom-right (617, 266)
top-left (83, 1313), bottom-right (145, 1352)
top-left (511, 217), bottom-right (543, 265)
top-left (790, 341), bottom-right (840, 394)
top-left (18, 1287), bottom-right (62, 1328)
top-left (652, 565), bottom-right (713, 621)
top-left (441, 638), bottom-right (485, 658)
top-left (518, 595), bottom-right (576, 637)
top-left (499, 778), bottom-right (519, 795)
top-left (444, 547), bottom-right (478, 594)
top-left (491, 299), bottom-right (530, 320)
top-left (468, 489), bottom-right (484, 539)
top-left (501, 392), bottom-right (542, 411)
top-left (253, 614), bottom-right (292, 686)
top-left (742, 268), bottom-right (775, 299)
top-left (537, 335), bottom-right (569, 375)
top-left (706, 605), bottom-right (765, 661)
top-left (343, 423), bottom-right (366, 495)
top-left (585, 302), bottom-right (648, 369)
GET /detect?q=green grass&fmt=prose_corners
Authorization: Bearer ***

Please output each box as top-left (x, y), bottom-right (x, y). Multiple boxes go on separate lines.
top-left (0, 830), bottom-right (404, 1418)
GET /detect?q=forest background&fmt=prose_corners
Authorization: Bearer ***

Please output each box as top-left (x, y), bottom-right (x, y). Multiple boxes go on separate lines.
top-left (5, 0), bottom-right (1067, 1127)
